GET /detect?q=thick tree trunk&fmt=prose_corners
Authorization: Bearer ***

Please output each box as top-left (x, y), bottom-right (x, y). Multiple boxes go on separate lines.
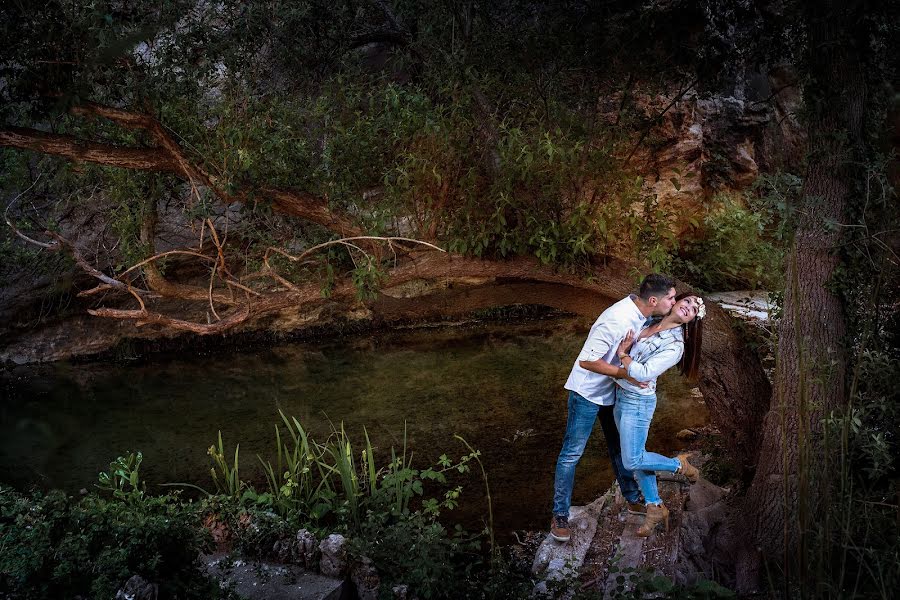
top-left (737, 2), bottom-right (865, 590)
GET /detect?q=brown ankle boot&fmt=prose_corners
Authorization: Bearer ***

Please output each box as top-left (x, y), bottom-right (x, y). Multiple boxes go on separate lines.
top-left (636, 503), bottom-right (669, 537)
top-left (626, 502), bottom-right (647, 515)
top-left (677, 454), bottom-right (700, 483)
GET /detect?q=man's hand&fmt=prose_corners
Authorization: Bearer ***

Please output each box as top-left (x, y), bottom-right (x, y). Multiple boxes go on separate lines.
top-left (624, 375), bottom-right (649, 389)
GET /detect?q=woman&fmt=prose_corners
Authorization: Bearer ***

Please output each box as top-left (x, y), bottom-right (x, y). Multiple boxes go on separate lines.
top-left (614, 293), bottom-right (705, 536)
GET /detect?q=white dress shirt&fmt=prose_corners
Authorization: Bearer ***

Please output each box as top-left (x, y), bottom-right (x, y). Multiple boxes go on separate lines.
top-left (564, 294), bottom-right (649, 406)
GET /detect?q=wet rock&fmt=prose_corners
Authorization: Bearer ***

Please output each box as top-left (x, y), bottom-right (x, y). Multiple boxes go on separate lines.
top-left (115, 575), bottom-right (158, 600)
top-left (351, 555), bottom-right (380, 600)
top-left (319, 533), bottom-right (348, 578)
top-left (392, 584), bottom-right (409, 599)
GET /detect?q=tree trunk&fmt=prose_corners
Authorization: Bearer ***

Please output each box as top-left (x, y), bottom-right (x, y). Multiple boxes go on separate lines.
top-left (737, 1), bottom-right (865, 590)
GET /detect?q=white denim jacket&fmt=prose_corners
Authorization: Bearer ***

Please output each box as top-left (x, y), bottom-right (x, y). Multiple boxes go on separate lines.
top-left (616, 324), bottom-right (685, 396)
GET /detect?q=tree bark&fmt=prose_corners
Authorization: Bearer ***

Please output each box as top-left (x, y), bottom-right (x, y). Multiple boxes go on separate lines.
top-left (0, 127), bottom-right (176, 172)
top-left (736, 1), bottom-right (865, 590)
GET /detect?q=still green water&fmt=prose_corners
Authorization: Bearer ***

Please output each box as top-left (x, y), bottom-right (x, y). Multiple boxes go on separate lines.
top-left (0, 317), bottom-right (707, 537)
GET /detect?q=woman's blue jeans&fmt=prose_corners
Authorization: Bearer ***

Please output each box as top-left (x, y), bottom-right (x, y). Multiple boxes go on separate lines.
top-left (553, 391), bottom-right (642, 517)
top-left (613, 387), bottom-right (681, 505)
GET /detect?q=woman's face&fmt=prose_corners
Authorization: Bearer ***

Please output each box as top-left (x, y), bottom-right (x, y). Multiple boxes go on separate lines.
top-left (672, 296), bottom-right (700, 324)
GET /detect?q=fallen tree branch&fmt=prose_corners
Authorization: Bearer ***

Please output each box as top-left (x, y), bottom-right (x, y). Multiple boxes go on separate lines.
top-left (0, 127), bottom-right (177, 172)
top-left (1, 105), bottom-right (367, 238)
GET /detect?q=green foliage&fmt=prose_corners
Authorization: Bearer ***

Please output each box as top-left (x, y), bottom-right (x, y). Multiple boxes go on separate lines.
top-left (258, 411), bottom-right (331, 521)
top-left (351, 510), bottom-right (479, 599)
top-left (254, 412), bottom-right (479, 530)
top-left (676, 192), bottom-right (786, 291)
top-left (0, 486), bottom-right (215, 599)
top-left (96, 451), bottom-right (145, 503)
top-left (208, 431), bottom-right (244, 499)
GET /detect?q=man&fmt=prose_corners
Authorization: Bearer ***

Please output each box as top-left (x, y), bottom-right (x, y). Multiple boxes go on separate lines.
top-left (550, 274), bottom-right (677, 542)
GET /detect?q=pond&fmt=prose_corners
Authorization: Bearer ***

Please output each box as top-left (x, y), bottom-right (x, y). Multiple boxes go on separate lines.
top-left (0, 315), bottom-right (708, 540)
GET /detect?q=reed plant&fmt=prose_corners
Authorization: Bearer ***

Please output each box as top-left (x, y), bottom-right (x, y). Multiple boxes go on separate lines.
top-left (258, 410), bottom-right (334, 519)
top-left (207, 431), bottom-right (243, 499)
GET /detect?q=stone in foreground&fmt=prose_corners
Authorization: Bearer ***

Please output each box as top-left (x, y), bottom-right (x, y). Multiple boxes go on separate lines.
top-left (532, 495), bottom-right (608, 595)
top-left (203, 553), bottom-right (346, 600)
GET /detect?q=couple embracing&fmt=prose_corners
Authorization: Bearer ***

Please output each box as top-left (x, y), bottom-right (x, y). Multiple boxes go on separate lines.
top-left (550, 274), bottom-right (705, 541)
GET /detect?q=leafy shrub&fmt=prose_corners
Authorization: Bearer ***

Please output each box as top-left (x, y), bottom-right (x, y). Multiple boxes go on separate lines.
top-left (676, 193), bottom-right (784, 291)
top-left (350, 507), bottom-right (479, 599)
top-left (0, 487), bottom-right (216, 599)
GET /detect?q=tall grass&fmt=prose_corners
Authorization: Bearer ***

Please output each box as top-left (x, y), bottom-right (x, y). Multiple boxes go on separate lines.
top-left (769, 265), bottom-right (899, 600)
top-left (208, 431), bottom-right (243, 498)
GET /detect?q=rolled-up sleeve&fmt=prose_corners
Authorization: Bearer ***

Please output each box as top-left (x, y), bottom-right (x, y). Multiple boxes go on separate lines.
top-left (577, 321), bottom-right (619, 363)
top-left (627, 341), bottom-right (684, 381)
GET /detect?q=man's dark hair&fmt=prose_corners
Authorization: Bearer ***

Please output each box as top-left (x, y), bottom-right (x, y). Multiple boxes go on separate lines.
top-left (638, 274), bottom-right (675, 300)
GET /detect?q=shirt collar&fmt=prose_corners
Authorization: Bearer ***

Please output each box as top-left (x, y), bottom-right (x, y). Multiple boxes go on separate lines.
top-left (627, 294), bottom-right (647, 323)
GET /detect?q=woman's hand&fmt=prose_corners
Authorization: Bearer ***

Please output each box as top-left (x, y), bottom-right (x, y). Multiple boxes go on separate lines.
top-left (617, 329), bottom-right (635, 357)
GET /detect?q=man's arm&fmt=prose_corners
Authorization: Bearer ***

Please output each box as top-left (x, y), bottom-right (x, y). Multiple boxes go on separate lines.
top-left (578, 358), bottom-right (628, 379)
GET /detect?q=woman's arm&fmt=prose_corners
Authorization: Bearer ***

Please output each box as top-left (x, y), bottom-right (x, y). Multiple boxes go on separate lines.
top-left (620, 341), bottom-right (684, 382)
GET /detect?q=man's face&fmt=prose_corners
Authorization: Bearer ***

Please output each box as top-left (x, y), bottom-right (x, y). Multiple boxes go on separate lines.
top-left (649, 288), bottom-right (677, 316)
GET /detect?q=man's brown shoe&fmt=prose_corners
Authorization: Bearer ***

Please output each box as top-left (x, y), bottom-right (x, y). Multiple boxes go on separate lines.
top-left (550, 515), bottom-right (571, 542)
top-left (626, 502), bottom-right (647, 515)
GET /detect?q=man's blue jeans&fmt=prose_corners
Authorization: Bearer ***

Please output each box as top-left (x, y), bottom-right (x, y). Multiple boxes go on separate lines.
top-left (553, 391), bottom-right (641, 516)
top-left (614, 387), bottom-right (681, 505)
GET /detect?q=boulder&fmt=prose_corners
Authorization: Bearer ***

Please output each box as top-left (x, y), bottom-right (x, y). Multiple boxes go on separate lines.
top-left (318, 533), bottom-right (348, 578)
top-left (296, 528), bottom-right (319, 569)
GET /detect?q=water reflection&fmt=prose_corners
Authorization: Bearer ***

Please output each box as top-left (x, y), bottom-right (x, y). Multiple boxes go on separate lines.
top-left (0, 318), bottom-right (708, 537)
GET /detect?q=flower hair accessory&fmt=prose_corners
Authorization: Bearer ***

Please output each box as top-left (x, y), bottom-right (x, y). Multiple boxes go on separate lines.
top-left (695, 297), bottom-right (706, 320)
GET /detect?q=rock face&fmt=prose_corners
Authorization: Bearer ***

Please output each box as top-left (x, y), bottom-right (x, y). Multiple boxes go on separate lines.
top-left (601, 69), bottom-right (803, 237)
top-left (0, 69), bottom-right (801, 365)
top-left (673, 479), bottom-right (737, 588)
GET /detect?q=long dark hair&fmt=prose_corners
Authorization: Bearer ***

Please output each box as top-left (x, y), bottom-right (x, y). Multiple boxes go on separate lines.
top-left (675, 292), bottom-right (703, 381)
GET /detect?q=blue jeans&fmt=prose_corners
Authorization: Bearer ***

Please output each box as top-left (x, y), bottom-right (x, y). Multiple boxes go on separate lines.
top-left (553, 391), bottom-right (641, 516)
top-left (614, 387), bottom-right (681, 505)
